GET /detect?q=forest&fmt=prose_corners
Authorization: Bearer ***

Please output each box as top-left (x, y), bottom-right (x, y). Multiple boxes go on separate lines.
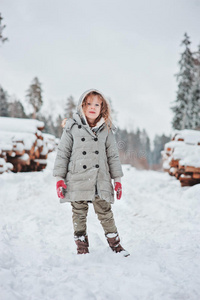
top-left (1, 32), bottom-right (200, 171)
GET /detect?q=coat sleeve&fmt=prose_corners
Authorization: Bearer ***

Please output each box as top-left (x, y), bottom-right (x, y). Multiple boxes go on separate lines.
top-left (105, 129), bottom-right (123, 179)
top-left (53, 128), bottom-right (73, 178)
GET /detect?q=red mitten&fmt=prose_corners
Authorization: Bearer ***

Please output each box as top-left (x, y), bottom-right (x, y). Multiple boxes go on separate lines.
top-left (56, 180), bottom-right (67, 199)
top-left (114, 182), bottom-right (122, 200)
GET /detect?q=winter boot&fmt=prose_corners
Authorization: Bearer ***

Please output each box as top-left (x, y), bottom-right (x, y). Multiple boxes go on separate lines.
top-left (106, 233), bottom-right (130, 257)
top-left (74, 235), bottom-right (89, 254)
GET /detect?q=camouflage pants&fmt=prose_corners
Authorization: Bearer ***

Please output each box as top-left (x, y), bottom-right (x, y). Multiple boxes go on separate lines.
top-left (71, 196), bottom-right (117, 236)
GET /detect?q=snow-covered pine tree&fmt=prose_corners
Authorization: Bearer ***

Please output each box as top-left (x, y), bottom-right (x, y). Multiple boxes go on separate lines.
top-left (190, 45), bottom-right (200, 129)
top-left (26, 77), bottom-right (43, 119)
top-left (171, 33), bottom-right (195, 130)
top-left (64, 96), bottom-right (76, 119)
top-left (0, 13), bottom-right (8, 44)
top-left (151, 134), bottom-right (171, 168)
top-left (8, 100), bottom-right (26, 118)
top-left (0, 86), bottom-right (9, 116)
top-left (55, 114), bottom-right (63, 138)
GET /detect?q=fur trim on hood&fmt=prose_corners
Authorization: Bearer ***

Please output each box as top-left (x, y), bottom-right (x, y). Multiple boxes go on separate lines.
top-left (76, 89), bottom-right (107, 127)
top-left (74, 88), bottom-right (117, 133)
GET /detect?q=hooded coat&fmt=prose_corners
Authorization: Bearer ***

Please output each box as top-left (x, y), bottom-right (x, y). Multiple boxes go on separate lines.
top-left (53, 89), bottom-right (123, 203)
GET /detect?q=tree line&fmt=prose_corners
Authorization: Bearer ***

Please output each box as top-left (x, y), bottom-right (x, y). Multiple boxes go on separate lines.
top-left (0, 77), bottom-right (169, 170)
top-left (0, 12), bottom-right (199, 169)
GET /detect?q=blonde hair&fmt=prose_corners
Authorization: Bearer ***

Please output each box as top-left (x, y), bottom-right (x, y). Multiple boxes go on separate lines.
top-left (61, 91), bottom-right (112, 129)
top-left (82, 91), bottom-right (112, 128)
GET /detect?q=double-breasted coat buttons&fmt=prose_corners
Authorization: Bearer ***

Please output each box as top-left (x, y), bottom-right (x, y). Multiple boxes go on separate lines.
top-left (83, 165), bottom-right (87, 169)
top-left (94, 137), bottom-right (98, 141)
top-left (95, 150), bottom-right (99, 154)
top-left (95, 164), bottom-right (99, 168)
top-left (78, 125), bottom-right (82, 129)
top-left (82, 151), bottom-right (86, 155)
top-left (81, 138), bottom-right (85, 141)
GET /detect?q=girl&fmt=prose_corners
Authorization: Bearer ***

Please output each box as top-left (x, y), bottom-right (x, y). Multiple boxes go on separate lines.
top-left (53, 89), bottom-right (129, 256)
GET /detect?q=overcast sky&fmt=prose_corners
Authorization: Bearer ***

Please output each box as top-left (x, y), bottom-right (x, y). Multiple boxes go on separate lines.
top-left (0, 0), bottom-right (200, 141)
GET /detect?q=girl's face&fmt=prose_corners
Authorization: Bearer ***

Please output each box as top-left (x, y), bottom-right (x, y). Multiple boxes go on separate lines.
top-left (83, 95), bottom-right (102, 124)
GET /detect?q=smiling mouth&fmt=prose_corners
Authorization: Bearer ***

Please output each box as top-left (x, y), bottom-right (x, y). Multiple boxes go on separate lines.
top-left (89, 111), bottom-right (95, 114)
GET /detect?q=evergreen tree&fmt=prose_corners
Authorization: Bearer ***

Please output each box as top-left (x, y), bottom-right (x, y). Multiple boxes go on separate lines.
top-left (55, 114), bottom-right (63, 138)
top-left (151, 134), bottom-right (171, 167)
top-left (8, 99), bottom-right (26, 118)
top-left (0, 86), bottom-right (9, 116)
top-left (64, 96), bottom-right (76, 119)
top-left (0, 13), bottom-right (8, 44)
top-left (107, 97), bottom-right (118, 124)
top-left (140, 129), bottom-right (151, 166)
top-left (26, 77), bottom-right (43, 119)
top-left (45, 115), bottom-right (56, 136)
top-left (171, 33), bottom-right (195, 130)
top-left (190, 45), bottom-right (200, 129)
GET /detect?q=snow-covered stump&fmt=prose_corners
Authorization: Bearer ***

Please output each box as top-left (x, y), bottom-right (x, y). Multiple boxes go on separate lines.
top-left (0, 117), bottom-right (57, 174)
top-left (162, 130), bottom-right (200, 187)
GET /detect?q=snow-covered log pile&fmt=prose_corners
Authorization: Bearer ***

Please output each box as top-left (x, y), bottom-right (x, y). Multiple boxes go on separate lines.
top-left (0, 117), bottom-right (57, 174)
top-left (161, 129), bottom-right (200, 186)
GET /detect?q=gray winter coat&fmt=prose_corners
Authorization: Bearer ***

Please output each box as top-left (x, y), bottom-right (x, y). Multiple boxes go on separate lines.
top-left (53, 89), bottom-right (123, 203)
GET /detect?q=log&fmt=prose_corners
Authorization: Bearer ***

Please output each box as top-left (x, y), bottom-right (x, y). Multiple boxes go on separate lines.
top-left (193, 173), bottom-right (200, 179)
top-left (39, 154), bottom-right (48, 160)
top-left (13, 142), bottom-right (25, 156)
top-left (179, 175), bottom-right (200, 187)
top-left (34, 147), bottom-right (40, 159)
top-left (8, 154), bottom-right (30, 172)
top-left (169, 159), bottom-right (179, 168)
top-left (25, 144), bottom-right (36, 159)
top-left (185, 166), bottom-right (200, 173)
top-left (34, 159), bottom-right (47, 171)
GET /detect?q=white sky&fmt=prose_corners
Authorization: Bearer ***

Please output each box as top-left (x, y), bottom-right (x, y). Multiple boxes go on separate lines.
top-left (0, 0), bottom-right (200, 141)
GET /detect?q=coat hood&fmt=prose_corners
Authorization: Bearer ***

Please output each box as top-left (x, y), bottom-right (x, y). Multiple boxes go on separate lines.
top-left (76, 89), bottom-right (107, 126)
top-left (77, 88), bottom-right (109, 113)
top-left (73, 89), bottom-right (116, 132)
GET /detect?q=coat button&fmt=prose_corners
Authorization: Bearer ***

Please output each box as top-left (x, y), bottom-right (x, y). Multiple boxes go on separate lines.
top-left (78, 125), bottom-right (82, 129)
top-left (95, 151), bottom-right (99, 154)
top-left (83, 165), bottom-right (87, 169)
top-left (94, 137), bottom-right (98, 141)
top-left (82, 151), bottom-right (86, 155)
top-left (95, 164), bottom-right (99, 168)
top-left (81, 138), bottom-right (85, 141)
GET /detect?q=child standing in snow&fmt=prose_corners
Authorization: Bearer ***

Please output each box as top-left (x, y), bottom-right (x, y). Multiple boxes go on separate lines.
top-left (53, 89), bottom-right (129, 256)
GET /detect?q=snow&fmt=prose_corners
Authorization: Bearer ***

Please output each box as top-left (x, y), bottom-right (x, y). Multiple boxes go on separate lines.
top-left (13, 142), bottom-right (24, 152)
top-left (0, 158), bottom-right (13, 173)
top-left (43, 133), bottom-right (57, 152)
top-left (172, 129), bottom-right (200, 145)
top-left (0, 154), bottom-right (200, 299)
top-left (0, 117), bottom-right (44, 134)
top-left (34, 159), bottom-right (47, 164)
top-left (163, 130), bottom-right (200, 169)
top-left (164, 140), bottom-right (184, 152)
top-left (19, 153), bottom-right (30, 161)
top-left (171, 144), bottom-right (200, 167)
top-left (0, 130), bottom-right (37, 151)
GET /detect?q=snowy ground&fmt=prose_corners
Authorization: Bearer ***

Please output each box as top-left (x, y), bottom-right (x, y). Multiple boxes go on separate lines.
top-left (1, 152), bottom-right (200, 300)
